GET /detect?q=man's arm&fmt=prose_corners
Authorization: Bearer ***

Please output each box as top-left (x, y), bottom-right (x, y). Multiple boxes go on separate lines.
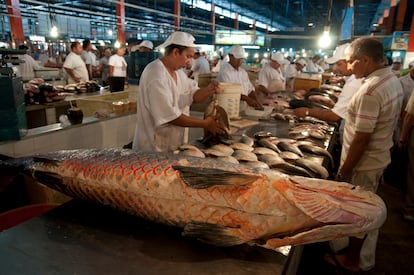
top-left (339, 131), bottom-right (372, 181)
top-left (64, 67), bottom-right (80, 83)
top-left (293, 107), bottom-right (341, 123)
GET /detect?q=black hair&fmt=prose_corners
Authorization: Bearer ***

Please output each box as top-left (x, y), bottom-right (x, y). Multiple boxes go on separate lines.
top-left (164, 44), bottom-right (188, 55)
top-left (82, 39), bottom-right (91, 49)
top-left (71, 41), bottom-right (81, 50)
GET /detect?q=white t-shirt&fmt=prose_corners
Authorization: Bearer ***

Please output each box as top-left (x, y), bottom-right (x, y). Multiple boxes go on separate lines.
top-left (109, 54), bottom-right (127, 77)
top-left (305, 61), bottom-right (324, 73)
top-left (63, 52), bottom-right (89, 84)
top-left (17, 54), bottom-right (41, 81)
top-left (258, 63), bottom-right (286, 93)
top-left (132, 59), bottom-right (198, 152)
top-left (331, 75), bottom-right (362, 119)
top-left (191, 57), bottom-right (210, 75)
top-left (399, 73), bottom-right (414, 109)
top-left (81, 50), bottom-right (92, 65)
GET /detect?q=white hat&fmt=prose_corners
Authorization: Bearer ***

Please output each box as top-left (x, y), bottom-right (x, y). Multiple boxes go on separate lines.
top-left (229, 45), bottom-right (246, 59)
top-left (271, 52), bottom-right (289, 64)
top-left (138, 40), bottom-right (153, 50)
top-left (393, 57), bottom-right (402, 63)
top-left (91, 44), bottom-right (97, 51)
top-left (157, 32), bottom-right (196, 49)
top-left (296, 59), bottom-right (307, 67)
top-left (326, 43), bottom-right (350, 64)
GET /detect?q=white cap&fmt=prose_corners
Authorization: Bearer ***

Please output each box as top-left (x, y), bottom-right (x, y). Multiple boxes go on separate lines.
top-left (229, 45), bottom-right (246, 59)
top-left (325, 43), bottom-right (350, 64)
top-left (296, 59), bottom-right (307, 67)
top-left (91, 44), bottom-right (97, 51)
top-left (138, 40), bottom-right (153, 50)
top-left (271, 52), bottom-right (289, 64)
top-left (393, 57), bottom-right (402, 63)
top-left (157, 32), bottom-right (196, 49)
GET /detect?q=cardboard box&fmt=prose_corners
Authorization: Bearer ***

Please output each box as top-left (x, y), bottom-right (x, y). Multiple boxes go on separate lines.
top-left (293, 77), bottom-right (321, 91)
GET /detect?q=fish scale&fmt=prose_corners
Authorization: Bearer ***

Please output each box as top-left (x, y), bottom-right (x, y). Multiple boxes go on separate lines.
top-left (1, 148), bottom-right (387, 251)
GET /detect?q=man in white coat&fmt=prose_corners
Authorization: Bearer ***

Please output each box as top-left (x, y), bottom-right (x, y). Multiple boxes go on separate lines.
top-left (132, 32), bottom-right (227, 152)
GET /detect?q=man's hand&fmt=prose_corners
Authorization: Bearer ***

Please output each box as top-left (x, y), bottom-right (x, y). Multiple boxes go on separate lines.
top-left (293, 107), bottom-right (309, 118)
top-left (204, 115), bottom-right (228, 135)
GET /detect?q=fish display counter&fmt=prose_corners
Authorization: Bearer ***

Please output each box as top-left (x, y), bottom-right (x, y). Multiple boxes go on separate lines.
top-left (0, 199), bottom-right (301, 274)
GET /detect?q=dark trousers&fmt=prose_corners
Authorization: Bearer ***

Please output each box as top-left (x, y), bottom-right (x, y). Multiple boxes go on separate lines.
top-left (109, 76), bottom-right (125, 93)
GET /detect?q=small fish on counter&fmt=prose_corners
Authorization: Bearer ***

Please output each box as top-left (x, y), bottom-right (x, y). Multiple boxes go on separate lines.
top-left (1, 148), bottom-right (387, 251)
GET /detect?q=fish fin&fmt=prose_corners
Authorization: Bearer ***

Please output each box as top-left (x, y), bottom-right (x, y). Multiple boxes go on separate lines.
top-left (33, 171), bottom-right (66, 192)
top-left (172, 165), bottom-right (259, 189)
top-left (183, 222), bottom-right (245, 246)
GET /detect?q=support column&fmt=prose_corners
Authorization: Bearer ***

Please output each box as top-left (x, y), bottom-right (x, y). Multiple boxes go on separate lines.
top-left (386, 0), bottom-right (397, 35)
top-left (210, 3), bottom-right (215, 34)
top-left (252, 19), bottom-right (256, 31)
top-left (405, 15), bottom-right (414, 68)
top-left (234, 13), bottom-right (239, 30)
top-left (116, 0), bottom-right (126, 44)
top-left (395, 0), bottom-right (408, 31)
top-left (6, 0), bottom-right (25, 47)
top-left (174, 0), bottom-right (180, 31)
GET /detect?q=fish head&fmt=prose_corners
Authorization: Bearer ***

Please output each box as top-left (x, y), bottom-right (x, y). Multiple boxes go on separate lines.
top-left (261, 171), bottom-right (387, 248)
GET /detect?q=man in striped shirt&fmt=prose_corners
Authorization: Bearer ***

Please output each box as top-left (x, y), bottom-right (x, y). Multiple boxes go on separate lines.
top-left (325, 37), bottom-right (403, 272)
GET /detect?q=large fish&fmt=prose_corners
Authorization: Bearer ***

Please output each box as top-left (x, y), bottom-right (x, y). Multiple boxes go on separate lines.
top-left (1, 148), bottom-right (386, 250)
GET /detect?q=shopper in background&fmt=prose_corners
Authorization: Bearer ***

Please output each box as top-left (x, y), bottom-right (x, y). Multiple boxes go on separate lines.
top-left (305, 54), bottom-right (324, 73)
top-left (99, 47), bottom-right (112, 86)
top-left (16, 44), bottom-right (40, 81)
top-left (63, 41), bottom-right (89, 84)
top-left (325, 37), bottom-right (403, 272)
top-left (108, 45), bottom-right (127, 92)
top-left (285, 58), bottom-right (307, 91)
top-left (400, 60), bottom-right (414, 77)
top-left (395, 65), bottom-right (414, 142)
top-left (81, 39), bottom-right (93, 80)
top-left (256, 52), bottom-right (288, 102)
top-left (210, 55), bottom-right (223, 73)
top-left (131, 40), bottom-right (154, 52)
top-left (294, 43), bottom-right (362, 142)
top-left (188, 51), bottom-right (210, 81)
top-left (132, 31), bottom-right (227, 152)
top-left (398, 89), bottom-right (414, 222)
top-left (217, 45), bottom-right (262, 110)
top-left (391, 58), bottom-right (402, 77)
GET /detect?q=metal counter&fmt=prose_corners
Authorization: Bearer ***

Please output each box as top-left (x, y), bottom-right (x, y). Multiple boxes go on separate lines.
top-left (0, 115), bottom-right (335, 275)
top-left (0, 199), bottom-right (301, 275)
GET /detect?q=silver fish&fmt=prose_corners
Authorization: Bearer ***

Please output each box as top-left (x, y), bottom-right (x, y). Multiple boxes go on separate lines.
top-left (257, 138), bottom-right (281, 154)
top-left (294, 158), bottom-right (329, 179)
top-left (252, 147), bottom-right (279, 156)
top-left (240, 134), bottom-right (255, 147)
top-left (232, 149), bottom-right (258, 162)
top-left (258, 154), bottom-right (286, 168)
top-left (277, 141), bottom-right (304, 157)
top-left (1, 149), bottom-right (386, 250)
top-left (230, 142), bottom-right (254, 152)
top-left (217, 155), bottom-right (239, 164)
top-left (298, 144), bottom-right (334, 166)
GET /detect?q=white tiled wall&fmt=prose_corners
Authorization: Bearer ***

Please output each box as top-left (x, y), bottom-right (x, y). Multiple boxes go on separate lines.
top-left (0, 114), bottom-right (136, 157)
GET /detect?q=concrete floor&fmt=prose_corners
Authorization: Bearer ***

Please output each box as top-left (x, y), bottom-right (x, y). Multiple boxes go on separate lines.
top-left (297, 181), bottom-right (414, 275)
